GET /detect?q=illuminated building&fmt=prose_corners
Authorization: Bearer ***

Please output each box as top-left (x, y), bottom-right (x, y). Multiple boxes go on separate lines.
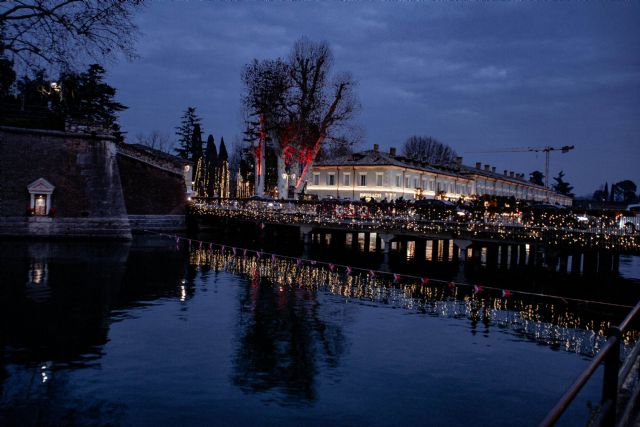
top-left (307, 145), bottom-right (572, 205)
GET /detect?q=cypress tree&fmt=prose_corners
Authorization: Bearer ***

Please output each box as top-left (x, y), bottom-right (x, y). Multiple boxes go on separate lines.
top-left (218, 137), bottom-right (230, 197)
top-left (204, 134), bottom-right (218, 197)
top-left (191, 124), bottom-right (205, 196)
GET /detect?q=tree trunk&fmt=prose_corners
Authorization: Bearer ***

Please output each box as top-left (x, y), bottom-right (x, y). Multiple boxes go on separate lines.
top-left (296, 159), bottom-right (314, 191)
top-left (276, 153), bottom-right (287, 199)
top-left (254, 150), bottom-right (265, 195)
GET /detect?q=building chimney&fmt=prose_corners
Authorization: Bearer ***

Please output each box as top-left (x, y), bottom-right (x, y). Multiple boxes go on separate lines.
top-left (510, 171), bottom-right (515, 178)
top-left (484, 164), bottom-right (490, 171)
top-left (492, 167), bottom-right (496, 173)
top-left (373, 143), bottom-right (379, 152)
top-left (389, 147), bottom-right (396, 156)
top-left (475, 162), bottom-right (481, 169)
top-left (504, 170), bottom-right (508, 176)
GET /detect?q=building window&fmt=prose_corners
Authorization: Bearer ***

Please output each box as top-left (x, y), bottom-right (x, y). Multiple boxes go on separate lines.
top-left (405, 177), bottom-right (410, 188)
top-left (413, 178), bottom-right (418, 188)
top-left (376, 173), bottom-right (383, 187)
top-left (313, 173), bottom-right (320, 186)
top-left (344, 173), bottom-right (350, 186)
top-left (429, 181), bottom-right (435, 191)
top-left (359, 174), bottom-right (367, 186)
top-left (395, 175), bottom-right (401, 187)
top-left (327, 173), bottom-right (335, 186)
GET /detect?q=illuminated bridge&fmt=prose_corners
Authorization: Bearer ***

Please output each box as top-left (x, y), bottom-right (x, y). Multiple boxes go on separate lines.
top-left (188, 198), bottom-right (640, 274)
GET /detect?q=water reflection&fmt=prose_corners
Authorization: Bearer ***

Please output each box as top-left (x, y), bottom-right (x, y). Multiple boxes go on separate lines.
top-left (25, 258), bottom-right (51, 302)
top-left (0, 238), bottom-right (186, 426)
top-left (0, 237), bottom-right (637, 426)
top-left (191, 249), bottom-right (346, 404)
top-left (0, 241), bottom-right (133, 425)
top-left (189, 246), bottom-right (638, 360)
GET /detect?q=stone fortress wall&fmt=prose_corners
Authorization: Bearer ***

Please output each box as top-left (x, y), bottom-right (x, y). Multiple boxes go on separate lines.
top-left (0, 126), bottom-right (186, 239)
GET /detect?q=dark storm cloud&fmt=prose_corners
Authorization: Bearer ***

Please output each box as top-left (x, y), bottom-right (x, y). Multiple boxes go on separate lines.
top-left (108, 2), bottom-right (640, 196)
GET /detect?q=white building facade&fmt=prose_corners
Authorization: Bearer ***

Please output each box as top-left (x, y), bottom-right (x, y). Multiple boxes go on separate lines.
top-left (306, 146), bottom-right (572, 205)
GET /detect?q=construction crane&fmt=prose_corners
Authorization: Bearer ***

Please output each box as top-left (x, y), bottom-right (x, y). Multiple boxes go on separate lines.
top-left (467, 145), bottom-right (575, 188)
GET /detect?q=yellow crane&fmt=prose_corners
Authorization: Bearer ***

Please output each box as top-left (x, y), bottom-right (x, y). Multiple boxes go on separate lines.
top-left (468, 145), bottom-right (575, 188)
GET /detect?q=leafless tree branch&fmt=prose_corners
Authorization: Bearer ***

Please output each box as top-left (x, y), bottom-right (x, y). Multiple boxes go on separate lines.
top-left (1, 0), bottom-right (143, 72)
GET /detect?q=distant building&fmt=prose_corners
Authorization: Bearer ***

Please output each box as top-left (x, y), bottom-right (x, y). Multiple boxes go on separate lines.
top-left (306, 145), bottom-right (572, 205)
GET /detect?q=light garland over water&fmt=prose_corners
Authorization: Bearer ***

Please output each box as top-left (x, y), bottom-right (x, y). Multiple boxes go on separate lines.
top-left (155, 231), bottom-right (639, 359)
top-left (188, 199), bottom-right (640, 253)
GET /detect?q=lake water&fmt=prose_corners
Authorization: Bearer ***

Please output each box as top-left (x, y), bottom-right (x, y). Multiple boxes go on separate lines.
top-left (1, 235), bottom-right (639, 426)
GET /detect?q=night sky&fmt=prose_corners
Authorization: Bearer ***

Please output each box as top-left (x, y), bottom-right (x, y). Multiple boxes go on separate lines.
top-left (107, 2), bottom-right (640, 197)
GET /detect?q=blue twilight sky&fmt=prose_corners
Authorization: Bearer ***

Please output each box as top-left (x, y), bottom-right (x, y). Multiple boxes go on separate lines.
top-left (107, 1), bottom-right (640, 197)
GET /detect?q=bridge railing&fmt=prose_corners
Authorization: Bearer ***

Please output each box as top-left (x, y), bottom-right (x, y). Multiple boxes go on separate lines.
top-left (539, 301), bottom-right (640, 427)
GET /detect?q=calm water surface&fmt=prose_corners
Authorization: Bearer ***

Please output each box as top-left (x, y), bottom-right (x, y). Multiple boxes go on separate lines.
top-left (1, 236), bottom-right (639, 426)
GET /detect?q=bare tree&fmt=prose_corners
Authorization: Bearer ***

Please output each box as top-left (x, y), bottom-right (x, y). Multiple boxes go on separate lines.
top-left (0, 0), bottom-right (143, 71)
top-left (241, 58), bottom-right (290, 194)
top-left (134, 130), bottom-right (174, 154)
top-left (242, 37), bottom-right (359, 197)
top-left (401, 135), bottom-right (457, 165)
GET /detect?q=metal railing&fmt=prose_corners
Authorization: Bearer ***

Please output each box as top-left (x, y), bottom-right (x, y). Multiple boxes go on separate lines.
top-left (539, 301), bottom-right (640, 427)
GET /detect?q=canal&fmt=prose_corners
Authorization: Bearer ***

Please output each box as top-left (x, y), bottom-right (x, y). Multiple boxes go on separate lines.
top-left (1, 234), bottom-right (639, 426)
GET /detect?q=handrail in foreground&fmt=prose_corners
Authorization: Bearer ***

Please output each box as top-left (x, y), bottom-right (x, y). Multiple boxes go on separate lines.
top-left (539, 301), bottom-right (640, 427)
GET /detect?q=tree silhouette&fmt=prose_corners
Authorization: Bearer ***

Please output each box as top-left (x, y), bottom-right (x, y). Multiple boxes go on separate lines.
top-left (241, 37), bottom-right (359, 196)
top-left (552, 170), bottom-right (574, 197)
top-left (613, 180), bottom-right (637, 203)
top-left (55, 64), bottom-right (127, 137)
top-left (529, 170), bottom-right (544, 186)
top-left (203, 134), bottom-right (218, 197)
top-left (191, 124), bottom-right (204, 196)
top-left (175, 107), bottom-right (202, 160)
top-left (1, 0), bottom-right (143, 71)
top-left (134, 131), bottom-right (174, 153)
top-left (401, 135), bottom-right (457, 165)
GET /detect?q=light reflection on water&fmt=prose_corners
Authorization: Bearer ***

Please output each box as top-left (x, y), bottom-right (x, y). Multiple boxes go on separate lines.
top-left (0, 237), bottom-right (638, 426)
top-left (192, 247), bottom-right (637, 359)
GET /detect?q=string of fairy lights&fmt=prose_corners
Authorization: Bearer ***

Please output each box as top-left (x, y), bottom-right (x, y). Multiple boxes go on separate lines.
top-left (188, 199), bottom-right (640, 253)
top-left (146, 229), bottom-right (640, 358)
top-left (149, 230), bottom-right (631, 308)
